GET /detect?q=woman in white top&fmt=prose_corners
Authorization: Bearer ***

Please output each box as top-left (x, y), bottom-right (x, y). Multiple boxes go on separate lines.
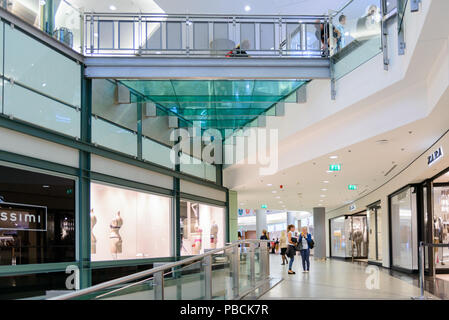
top-left (287, 224), bottom-right (297, 274)
top-left (279, 231), bottom-right (288, 265)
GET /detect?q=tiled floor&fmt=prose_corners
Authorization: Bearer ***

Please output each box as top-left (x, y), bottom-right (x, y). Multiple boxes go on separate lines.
top-left (259, 256), bottom-right (441, 300)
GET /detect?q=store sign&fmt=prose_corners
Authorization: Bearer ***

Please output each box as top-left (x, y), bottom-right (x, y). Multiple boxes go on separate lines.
top-left (427, 147), bottom-right (443, 166)
top-left (261, 204), bottom-right (268, 209)
top-left (0, 202), bottom-right (47, 231)
top-left (349, 203), bottom-right (357, 211)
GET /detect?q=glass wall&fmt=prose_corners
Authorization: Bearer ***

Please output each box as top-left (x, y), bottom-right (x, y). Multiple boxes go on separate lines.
top-left (367, 205), bottom-right (382, 263)
top-left (0, 164), bottom-right (76, 265)
top-left (90, 182), bottom-right (172, 261)
top-left (331, 0), bottom-right (382, 79)
top-left (180, 200), bottom-right (225, 256)
top-left (390, 187), bottom-right (418, 271)
top-left (432, 186), bottom-right (449, 269)
top-left (330, 216), bottom-right (347, 258)
top-left (1, 20), bottom-right (81, 138)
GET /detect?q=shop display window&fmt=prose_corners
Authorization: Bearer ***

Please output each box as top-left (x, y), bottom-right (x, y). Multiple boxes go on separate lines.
top-left (0, 164), bottom-right (76, 265)
top-left (90, 183), bottom-right (172, 261)
top-left (180, 200), bottom-right (225, 256)
top-left (330, 216), bottom-right (346, 258)
top-left (433, 186), bottom-right (449, 268)
top-left (390, 187), bottom-right (418, 270)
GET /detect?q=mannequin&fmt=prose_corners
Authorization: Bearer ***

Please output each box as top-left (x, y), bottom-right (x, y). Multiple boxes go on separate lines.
top-left (210, 221), bottom-right (219, 249)
top-left (91, 209), bottom-right (97, 254)
top-left (352, 229), bottom-right (364, 257)
top-left (109, 211), bottom-right (123, 257)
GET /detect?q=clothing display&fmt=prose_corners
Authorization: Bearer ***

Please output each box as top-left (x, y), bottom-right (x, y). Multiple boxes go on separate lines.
top-left (91, 209), bottom-right (97, 254)
top-left (434, 187), bottom-right (449, 268)
top-left (109, 211), bottom-right (123, 256)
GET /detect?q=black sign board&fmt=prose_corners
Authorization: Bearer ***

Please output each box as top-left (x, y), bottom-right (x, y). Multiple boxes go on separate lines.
top-left (0, 202), bottom-right (47, 231)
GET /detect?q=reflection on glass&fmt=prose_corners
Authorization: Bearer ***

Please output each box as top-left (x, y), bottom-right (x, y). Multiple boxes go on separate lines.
top-left (391, 187), bottom-right (418, 270)
top-left (433, 186), bottom-right (449, 269)
top-left (331, 0), bottom-right (382, 79)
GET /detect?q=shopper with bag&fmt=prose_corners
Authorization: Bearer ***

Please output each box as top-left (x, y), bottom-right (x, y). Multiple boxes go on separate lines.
top-left (286, 224), bottom-right (297, 275)
top-left (298, 227), bottom-right (314, 273)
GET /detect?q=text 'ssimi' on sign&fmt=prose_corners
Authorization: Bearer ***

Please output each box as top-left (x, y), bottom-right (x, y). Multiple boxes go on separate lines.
top-left (0, 202), bottom-right (47, 231)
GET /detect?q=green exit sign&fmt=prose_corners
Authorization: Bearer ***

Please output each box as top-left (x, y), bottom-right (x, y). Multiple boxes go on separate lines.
top-left (261, 204), bottom-right (268, 209)
top-left (329, 164), bottom-right (341, 171)
top-left (348, 185), bottom-right (357, 190)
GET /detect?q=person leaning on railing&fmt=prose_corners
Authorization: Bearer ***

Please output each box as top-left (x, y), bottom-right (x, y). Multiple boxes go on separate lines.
top-left (226, 40), bottom-right (250, 57)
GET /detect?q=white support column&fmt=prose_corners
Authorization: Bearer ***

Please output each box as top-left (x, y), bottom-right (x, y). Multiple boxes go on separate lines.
top-left (313, 207), bottom-right (326, 260)
top-left (256, 209), bottom-right (267, 239)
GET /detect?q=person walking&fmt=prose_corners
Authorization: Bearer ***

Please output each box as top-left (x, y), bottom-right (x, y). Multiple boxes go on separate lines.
top-left (286, 224), bottom-right (297, 274)
top-left (279, 231), bottom-right (288, 265)
top-left (298, 227), bottom-right (313, 273)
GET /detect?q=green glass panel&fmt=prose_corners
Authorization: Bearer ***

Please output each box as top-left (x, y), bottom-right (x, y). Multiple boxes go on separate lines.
top-left (117, 80), bottom-right (306, 130)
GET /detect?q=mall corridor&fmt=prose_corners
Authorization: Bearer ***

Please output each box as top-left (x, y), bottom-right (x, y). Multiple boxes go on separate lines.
top-left (260, 257), bottom-right (439, 300)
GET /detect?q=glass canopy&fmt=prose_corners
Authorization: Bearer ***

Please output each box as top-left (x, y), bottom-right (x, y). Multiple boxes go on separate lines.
top-left (119, 80), bottom-right (306, 133)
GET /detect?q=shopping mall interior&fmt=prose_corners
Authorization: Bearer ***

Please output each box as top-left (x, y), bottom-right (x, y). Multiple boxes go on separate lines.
top-left (0, 0), bottom-right (449, 303)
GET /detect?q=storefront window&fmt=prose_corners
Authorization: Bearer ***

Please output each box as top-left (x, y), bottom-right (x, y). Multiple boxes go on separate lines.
top-left (330, 216), bottom-right (346, 258)
top-left (180, 200), bottom-right (225, 256)
top-left (432, 186), bottom-right (449, 268)
top-left (90, 182), bottom-right (172, 261)
top-left (0, 164), bottom-right (76, 265)
top-left (390, 187), bottom-right (418, 270)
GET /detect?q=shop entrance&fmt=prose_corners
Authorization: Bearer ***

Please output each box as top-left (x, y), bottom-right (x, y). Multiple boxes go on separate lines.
top-left (367, 203), bottom-right (382, 265)
top-left (424, 169), bottom-right (449, 274)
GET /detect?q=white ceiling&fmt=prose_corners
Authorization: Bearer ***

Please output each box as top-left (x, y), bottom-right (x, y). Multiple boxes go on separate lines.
top-left (234, 94), bottom-right (449, 213)
top-left (66, 0), bottom-right (347, 15)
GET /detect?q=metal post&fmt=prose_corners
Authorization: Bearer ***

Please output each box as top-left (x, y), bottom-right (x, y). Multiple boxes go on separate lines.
top-left (90, 13), bottom-right (94, 54)
top-left (412, 242), bottom-right (428, 299)
top-left (203, 255), bottom-right (213, 299)
top-left (249, 243), bottom-right (256, 288)
top-left (154, 270), bottom-right (164, 300)
top-left (381, 0), bottom-right (390, 70)
top-left (232, 245), bottom-right (240, 298)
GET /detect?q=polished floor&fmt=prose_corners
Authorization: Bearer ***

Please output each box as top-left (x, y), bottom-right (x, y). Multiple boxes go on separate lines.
top-left (260, 255), bottom-right (440, 300)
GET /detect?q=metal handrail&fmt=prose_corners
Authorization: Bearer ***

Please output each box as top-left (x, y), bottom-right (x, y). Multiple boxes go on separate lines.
top-left (412, 241), bottom-right (449, 300)
top-left (83, 12), bottom-right (328, 57)
top-left (50, 239), bottom-right (270, 300)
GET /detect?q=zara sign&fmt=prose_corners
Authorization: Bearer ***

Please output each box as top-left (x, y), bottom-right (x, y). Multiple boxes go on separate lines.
top-left (0, 202), bottom-right (47, 231)
top-left (427, 147), bottom-right (443, 167)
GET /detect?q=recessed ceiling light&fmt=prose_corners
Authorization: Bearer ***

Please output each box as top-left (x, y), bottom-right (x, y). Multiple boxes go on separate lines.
top-left (321, 189), bottom-right (327, 191)
top-left (272, 191), bottom-right (277, 194)
top-left (267, 183), bottom-right (272, 186)
top-left (330, 155), bottom-right (338, 159)
top-left (244, 5), bottom-right (251, 11)
top-left (320, 195), bottom-right (326, 197)
top-left (279, 201), bottom-right (283, 204)
top-left (323, 181), bottom-right (329, 184)
top-left (109, 5), bottom-right (117, 10)
top-left (320, 200), bottom-right (324, 202)
top-left (275, 196), bottom-right (281, 199)
top-left (326, 170), bottom-right (333, 173)
top-left (42, 185), bottom-right (50, 188)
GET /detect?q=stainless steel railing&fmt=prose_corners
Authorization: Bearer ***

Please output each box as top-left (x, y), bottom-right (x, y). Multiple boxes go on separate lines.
top-left (83, 12), bottom-right (328, 57)
top-left (412, 241), bottom-right (449, 300)
top-left (50, 239), bottom-right (271, 300)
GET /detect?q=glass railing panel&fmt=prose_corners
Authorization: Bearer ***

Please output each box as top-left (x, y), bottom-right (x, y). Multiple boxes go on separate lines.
top-left (6, 0), bottom-right (44, 29)
top-left (53, 0), bottom-right (83, 53)
top-left (4, 22), bottom-right (81, 107)
top-left (3, 80), bottom-right (81, 138)
top-left (398, 0), bottom-right (408, 33)
top-left (142, 137), bottom-right (174, 169)
top-left (211, 249), bottom-right (233, 300)
top-left (91, 116), bottom-right (138, 157)
top-left (255, 246), bottom-right (262, 282)
top-left (238, 247), bottom-right (251, 294)
top-left (331, 0), bottom-right (382, 79)
top-left (164, 261), bottom-right (205, 300)
top-left (92, 279), bottom-right (155, 300)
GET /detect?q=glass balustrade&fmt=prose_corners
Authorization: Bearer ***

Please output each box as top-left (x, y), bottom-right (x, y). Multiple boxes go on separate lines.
top-left (50, 240), bottom-right (271, 300)
top-left (330, 0), bottom-right (382, 80)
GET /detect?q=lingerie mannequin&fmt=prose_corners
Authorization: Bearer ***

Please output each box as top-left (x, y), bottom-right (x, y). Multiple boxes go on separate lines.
top-left (91, 209), bottom-right (97, 254)
top-left (210, 221), bottom-right (219, 249)
top-left (110, 211), bottom-right (123, 257)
